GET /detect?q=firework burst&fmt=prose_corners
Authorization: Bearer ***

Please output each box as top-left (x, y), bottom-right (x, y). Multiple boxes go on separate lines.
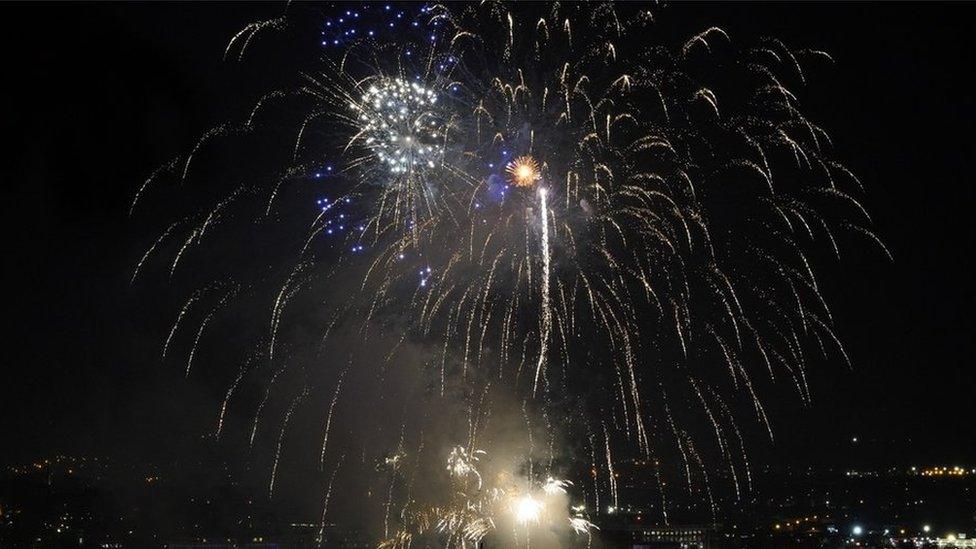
top-left (351, 77), bottom-right (445, 175)
top-left (506, 155), bottom-right (541, 188)
top-left (380, 447), bottom-right (596, 548)
top-left (132, 1), bottom-right (887, 545)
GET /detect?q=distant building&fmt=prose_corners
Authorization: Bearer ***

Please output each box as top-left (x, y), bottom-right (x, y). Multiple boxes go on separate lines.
top-left (936, 533), bottom-right (976, 548)
top-left (165, 541), bottom-right (281, 549)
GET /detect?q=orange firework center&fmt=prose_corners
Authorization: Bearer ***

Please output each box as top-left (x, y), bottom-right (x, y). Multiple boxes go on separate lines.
top-left (506, 156), bottom-right (540, 187)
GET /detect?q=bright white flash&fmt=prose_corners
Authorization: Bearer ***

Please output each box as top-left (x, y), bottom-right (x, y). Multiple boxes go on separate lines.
top-left (514, 496), bottom-right (543, 525)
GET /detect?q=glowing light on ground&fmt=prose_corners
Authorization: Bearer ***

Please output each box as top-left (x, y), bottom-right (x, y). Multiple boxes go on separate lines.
top-left (514, 495), bottom-right (543, 525)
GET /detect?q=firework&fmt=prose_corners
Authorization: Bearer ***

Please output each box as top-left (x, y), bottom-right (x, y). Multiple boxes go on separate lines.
top-left (513, 495), bottom-right (542, 525)
top-left (506, 155), bottom-right (541, 188)
top-left (380, 448), bottom-right (596, 548)
top-left (351, 77), bottom-right (444, 175)
top-left (133, 1), bottom-right (886, 545)
top-left (447, 445), bottom-right (484, 488)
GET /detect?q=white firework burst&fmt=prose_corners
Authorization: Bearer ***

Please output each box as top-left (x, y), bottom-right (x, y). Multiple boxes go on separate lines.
top-left (351, 77), bottom-right (445, 175)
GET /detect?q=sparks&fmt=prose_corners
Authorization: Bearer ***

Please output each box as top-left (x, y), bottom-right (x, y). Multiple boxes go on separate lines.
top-left (505, 155), bottom-right (541, 188)
top-left (138, 3), bottom-right (885, 543)
top-left (351, 77), bottom-right (444, 175)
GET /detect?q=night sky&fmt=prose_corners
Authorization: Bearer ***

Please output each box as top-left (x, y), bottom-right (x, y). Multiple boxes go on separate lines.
top-left (3, 1), bottom-right (973, 480)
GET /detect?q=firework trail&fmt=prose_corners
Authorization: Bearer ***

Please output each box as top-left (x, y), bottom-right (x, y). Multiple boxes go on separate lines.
top-left (318, 366), bottom-right (346, 470)
top-left (132, 1), bottom-right (886, 545)
top-left (533, 187), bottom-right (551, 396)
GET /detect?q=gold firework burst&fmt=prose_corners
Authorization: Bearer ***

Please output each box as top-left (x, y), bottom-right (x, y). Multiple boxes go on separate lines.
top-left (505, 155), bottom-right (540, 188)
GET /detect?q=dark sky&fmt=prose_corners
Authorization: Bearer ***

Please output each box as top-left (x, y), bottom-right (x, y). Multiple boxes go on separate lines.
top-left (2, 2), bottom-right (973, 475)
